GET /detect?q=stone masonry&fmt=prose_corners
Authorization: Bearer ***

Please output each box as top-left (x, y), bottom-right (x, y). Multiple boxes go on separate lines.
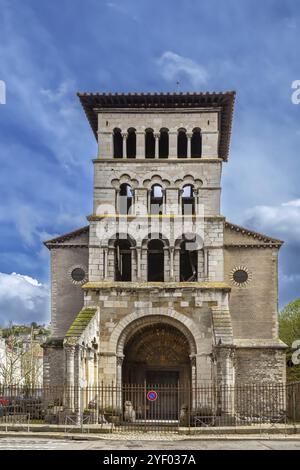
top-left (43, 92), bottom-right (286, 416)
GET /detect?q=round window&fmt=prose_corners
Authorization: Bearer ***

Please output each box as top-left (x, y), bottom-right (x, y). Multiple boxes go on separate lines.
top-left (233, 269), bottom-right (248, 284)
top-left (71, 268), bottom-right (86, 283)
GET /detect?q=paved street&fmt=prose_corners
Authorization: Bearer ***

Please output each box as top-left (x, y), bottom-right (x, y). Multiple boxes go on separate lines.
top-left (0, 437), bottom-right (300, 450)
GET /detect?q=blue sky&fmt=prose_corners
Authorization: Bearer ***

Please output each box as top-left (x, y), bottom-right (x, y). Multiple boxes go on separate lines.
top-left (0, 0), bottom-right (299, 325)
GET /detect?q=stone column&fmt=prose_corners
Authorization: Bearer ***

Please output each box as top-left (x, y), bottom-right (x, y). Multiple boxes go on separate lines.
top-left (163, 246), bottom-right (170, 281)
top-left (74, 345), bottom-right (82, 425)
top-left (97, 131), bottom-right (113, 158)
top-left (136, 131), bottom-right (145, 159)
top-left (147, 189), bottom-right (151, 214)
top-left (174, 247), bottom-right (181, 281)
top-left (154, 133), bottom-right (160, 158)
top-left (169, 131), bottom-right (178, 159)
top-left (204, 248), bottom-right (209, 279)
top-left (194, 188), bottom-right (199, 215)
top-left (187, 132), bottom-right (192, 158)
top-left (122, 132), bottom-right (128, 159)
top-left (201, 132), bottom-right (219, 158)
top-left (116, 356), bottom-right (124, 411)
top-left (131, 246), bottom-right (137, 281)
top-left (136, 247), bottom-right (141, 281)
top-left (169, 247), bottom-right (174, 281)
top-left (115, 189), bottom-right (120, 214)
top-left (103, 246), bottom-right (108, 279)
top-left (65, 345), bottom-right (75, 412)
top-left (141, 247), bottom-right (147, 281)
top-left (217, 346), bottom-right (236, 416)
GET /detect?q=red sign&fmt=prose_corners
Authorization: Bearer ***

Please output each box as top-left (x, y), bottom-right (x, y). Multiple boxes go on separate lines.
top-left (147, 390), bottom-right (158, 401)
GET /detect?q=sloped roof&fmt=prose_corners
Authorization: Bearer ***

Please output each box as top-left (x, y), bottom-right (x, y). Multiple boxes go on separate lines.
top-left (44, 226), bottom-right (89, 248)
top-left (65, 307), bottom-right (97, 338)
top-left (225, 221), bottom-right (283, 246)
top-left (77, 91), bottom-right (235, 161)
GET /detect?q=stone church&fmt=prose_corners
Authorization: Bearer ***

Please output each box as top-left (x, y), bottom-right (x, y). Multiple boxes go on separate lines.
top-left (43, 91), bottom-right (286, 398)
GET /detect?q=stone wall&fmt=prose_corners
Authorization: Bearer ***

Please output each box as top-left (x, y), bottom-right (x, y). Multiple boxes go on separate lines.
top-left (224, 245), bottom-right (279, 340)
top-left (235, 347), bottom-right (286, 384)
top-left (43, 342), bottom-right (64, 388)
top-left (83, 285), bottom-right (231, 385)
top-left (50, 245), bottom-right (88, 338)
top-left (97, 110), bottom-right (219, 159)
top-left (93, 159), bottom-right (221, 217)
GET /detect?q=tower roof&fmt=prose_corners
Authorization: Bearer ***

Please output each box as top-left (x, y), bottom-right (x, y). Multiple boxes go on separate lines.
top-left (77, 91), bottom-right (236, 161)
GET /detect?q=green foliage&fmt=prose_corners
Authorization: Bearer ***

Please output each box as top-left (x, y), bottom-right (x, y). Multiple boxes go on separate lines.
top-left (279, 298), bottom-right (300, 382)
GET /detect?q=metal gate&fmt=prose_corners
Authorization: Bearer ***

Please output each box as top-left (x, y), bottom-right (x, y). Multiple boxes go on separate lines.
top-left (119, 383), bottom-right (181, 431)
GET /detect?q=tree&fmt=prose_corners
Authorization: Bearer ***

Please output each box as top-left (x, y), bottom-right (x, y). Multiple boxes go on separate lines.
top-left (279, 298), bottom-right (300, 382)
top-left (0, 324), bottom-right (43, 388)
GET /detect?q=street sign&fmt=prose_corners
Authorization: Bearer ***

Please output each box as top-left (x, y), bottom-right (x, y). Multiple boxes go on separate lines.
top-left (147, 390), bottom-right (158, 401)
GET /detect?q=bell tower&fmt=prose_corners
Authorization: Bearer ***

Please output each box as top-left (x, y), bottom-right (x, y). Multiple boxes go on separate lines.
top-left (76, 91), bottom-right (235, 386)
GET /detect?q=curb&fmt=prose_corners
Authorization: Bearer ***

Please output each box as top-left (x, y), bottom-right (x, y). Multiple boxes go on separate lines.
top-left (1, 431), bottom-right (300, 442)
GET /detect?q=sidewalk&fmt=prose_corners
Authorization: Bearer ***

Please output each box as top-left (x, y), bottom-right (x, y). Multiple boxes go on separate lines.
top-left (0, 423), bottom-right (299, 441)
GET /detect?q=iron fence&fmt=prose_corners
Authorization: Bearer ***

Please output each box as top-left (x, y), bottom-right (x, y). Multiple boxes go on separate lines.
top-left (0, 382), bottom-right (299, 432)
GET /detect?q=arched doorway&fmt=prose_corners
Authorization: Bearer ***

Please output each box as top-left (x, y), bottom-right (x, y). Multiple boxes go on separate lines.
top-left (122, 323), bottom-right (191, 385)
top-left (122, 322), bottom-right (192, 419)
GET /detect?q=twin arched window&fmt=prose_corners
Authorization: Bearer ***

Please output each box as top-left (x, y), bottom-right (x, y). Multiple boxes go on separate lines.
top-left (113, 128), bottom-right (137, 158)
top-left (180, 240), bottom-right (198, 281)
top-left (148, 239), bottom-right (164, 281)
top-left (150, 184), bottom-right (164, 214)
top-left (145, 128), bottom-right (155, 158)
top-left (181, 184), bottom-right (196, 215)
top-left (191, 128), bottom-right (201, 157)
top-left (159, 128), bottom-right (169, 158)
top-left (114, 238), bottom-right (132, 281)
top-left (178, 129), bottom-right (187, 158)
top-left (127, 128), bottom-right (136, 158)
top-left (113, 128), bottom-right (123, 158)
top-left (178, 128), bottom-right (202, 158)
top-left (119, 183), bottom-right (133, 214)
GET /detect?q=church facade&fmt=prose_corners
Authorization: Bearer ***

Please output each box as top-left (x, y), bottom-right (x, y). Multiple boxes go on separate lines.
top-left (43, 92), bottom-right (286, 400)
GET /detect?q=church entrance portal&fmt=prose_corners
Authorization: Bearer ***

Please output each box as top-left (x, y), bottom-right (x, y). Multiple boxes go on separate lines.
top-left (122, 323), bottom-right (191, 420)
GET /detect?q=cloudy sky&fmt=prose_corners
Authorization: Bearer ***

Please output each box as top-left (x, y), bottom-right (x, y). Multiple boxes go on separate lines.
top-left (0, 0), bottom-right (299, 326)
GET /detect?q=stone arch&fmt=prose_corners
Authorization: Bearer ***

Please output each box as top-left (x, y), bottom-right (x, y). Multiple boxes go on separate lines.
top-left (175, 233), bottom-right (204, 250)
top-left (174, 175), bottom-right (203, 189)
top-left (142, 174), bottom-right (170, 189)
top-left (141, 232), bottom-right (170, 249)
top-left (107, 233), bottom-right (136, 248)
top-left (110, 312), bottom-right (200, 357)
top-left (111, 174), bottom-right (139, 189)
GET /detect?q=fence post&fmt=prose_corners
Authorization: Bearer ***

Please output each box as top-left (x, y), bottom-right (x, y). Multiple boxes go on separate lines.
top-left (144, 380), bottom-right (147, 432)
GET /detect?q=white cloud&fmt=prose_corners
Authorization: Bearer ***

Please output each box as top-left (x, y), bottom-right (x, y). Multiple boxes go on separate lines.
top-left (244, 199), bottom-right (300, 242)
top-left (157, 51), bottom-right (208, 88)
top-left (0, 273), bottom-right (50, 326)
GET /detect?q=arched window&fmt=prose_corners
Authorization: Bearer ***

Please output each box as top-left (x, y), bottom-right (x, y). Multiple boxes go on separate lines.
top-left (159, 128), bottom-right (169, 158)
top-left (191, 128), bottom-right (202, 158)
top-left (145, 128), bottom-right (155, 158)
top-left (180, 240), bottom-right (197, 282)
top-left (150, 184), bottom-right (164, 215)
top-left (181, 184), bottom-right (195, 215)
top-left (119, 183), bottom-right (133, 214)
top-left (148, 239), bottom-right (164, 281)
top-left (177, 129), bottom-right (187, 158)
top-left (114, 238), bottom-right (132, 281)
top-left (113, 128), bottom-right (123, 158)
top-left (126, 128), bottom-right (136, 159)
